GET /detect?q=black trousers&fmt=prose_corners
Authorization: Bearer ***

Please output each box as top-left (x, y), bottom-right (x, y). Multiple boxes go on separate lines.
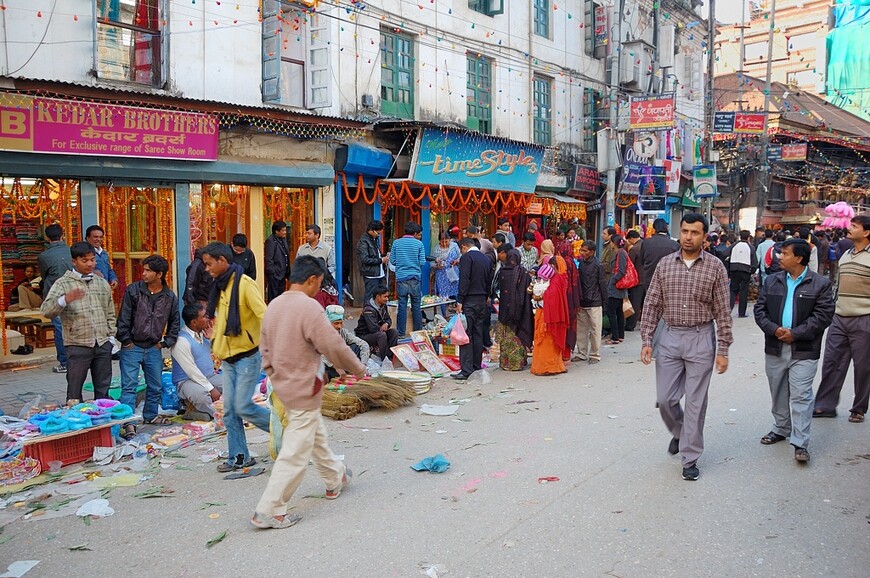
top-left (606, 297), bottom-right (626, 340)
top-left (459, 298), bottom-right (487, 375)
top-left (361, 329), bottom-right (399, 361)
top-left (625, 285), bottom-right (645, 331)
top-left (729, 271), bottom-right (751, 317)
top-left (66, 341), bottom-right (113, 401)
top-left (363, 277), bottom-right (386, 303)
top-left (326, 343), bottom-right (362, 381)
top-left (267, 276), bottom-right (286, 302)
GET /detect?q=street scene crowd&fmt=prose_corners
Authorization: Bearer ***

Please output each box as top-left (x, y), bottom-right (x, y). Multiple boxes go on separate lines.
top-left (5, 209), bottom-right (869, 528)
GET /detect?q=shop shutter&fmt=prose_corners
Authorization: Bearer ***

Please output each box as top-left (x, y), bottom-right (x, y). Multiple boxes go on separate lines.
top-left (306, 12), bottom-right (331, 109)
top-left (261, 0), bottom-right (282, 103)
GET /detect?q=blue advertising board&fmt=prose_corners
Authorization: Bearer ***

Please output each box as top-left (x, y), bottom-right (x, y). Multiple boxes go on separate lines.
top-left (410, 128), bottom-right (545, 193)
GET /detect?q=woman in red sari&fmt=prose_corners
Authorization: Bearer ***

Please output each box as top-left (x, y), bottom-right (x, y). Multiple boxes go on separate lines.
top-left (531, 255), bottom-right (569, 376)
top-left (556, 240), bottom-right (582, 361)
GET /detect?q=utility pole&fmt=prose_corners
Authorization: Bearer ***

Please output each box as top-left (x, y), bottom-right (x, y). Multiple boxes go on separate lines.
top-left (705, 0), bottom-right (717, 222)
top-left (758, 0), bottom-right (777, 228)
top-left (605, 0), bottom-right (624, 228)
top-left (733, 0), bottom-right (746, 229)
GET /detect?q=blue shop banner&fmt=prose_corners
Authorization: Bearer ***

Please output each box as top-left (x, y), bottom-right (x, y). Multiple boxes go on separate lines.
top-left (410, 128), bottom-right (545, 193)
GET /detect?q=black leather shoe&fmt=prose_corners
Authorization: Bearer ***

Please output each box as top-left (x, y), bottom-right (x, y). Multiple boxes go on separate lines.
top-left (668, 437), bottom-right (680, 455)
top-left (451, 372), bottom-right (469, 381)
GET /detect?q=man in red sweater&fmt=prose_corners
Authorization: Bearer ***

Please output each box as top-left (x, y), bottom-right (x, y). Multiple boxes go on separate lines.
top-left (252, 255), bottom-right (366, 530)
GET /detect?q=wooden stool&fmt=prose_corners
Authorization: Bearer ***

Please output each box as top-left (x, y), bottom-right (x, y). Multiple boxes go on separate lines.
top-left (33, 322), bottom-right (54, 349)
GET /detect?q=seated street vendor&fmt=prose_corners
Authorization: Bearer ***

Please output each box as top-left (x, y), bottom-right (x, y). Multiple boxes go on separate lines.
top-left (354, 287), bottom-right (398, 362)
top-left (8, 265), bottom-right (43, 311)
top-left (323, 305), bottom-right (370, 380)
top-left (172, 302), bottom-right (223, 421)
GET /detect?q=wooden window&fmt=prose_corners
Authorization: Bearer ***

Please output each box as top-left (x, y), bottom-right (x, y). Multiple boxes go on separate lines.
top-left (467, 54), bottom-right (492, 134)
top-left (533, 75), bottom-right (552, 146)
top-left (380, 30), bottom-right (415, 119)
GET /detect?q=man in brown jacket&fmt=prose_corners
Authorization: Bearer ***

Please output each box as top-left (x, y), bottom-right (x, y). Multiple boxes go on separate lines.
top-left (252, 255), bottom-right (366, 530)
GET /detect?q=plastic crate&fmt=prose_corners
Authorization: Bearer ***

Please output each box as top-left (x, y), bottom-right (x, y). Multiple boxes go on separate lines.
top-left (23, 427), bottom-right (114, 470)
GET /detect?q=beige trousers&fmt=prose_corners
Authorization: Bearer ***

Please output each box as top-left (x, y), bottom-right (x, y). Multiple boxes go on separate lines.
top-left (576, 306), bottom-right (603, 361)
top-left (255, 408), bottom-right (345, 517)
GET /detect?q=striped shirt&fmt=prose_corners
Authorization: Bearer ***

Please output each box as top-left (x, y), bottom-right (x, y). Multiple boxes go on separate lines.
top-left (389, 235), bottom-right (426, 281)
top-left (834, 244), bottom-right (870, 317)
top-left (640, 250), bottom-right (734, 355)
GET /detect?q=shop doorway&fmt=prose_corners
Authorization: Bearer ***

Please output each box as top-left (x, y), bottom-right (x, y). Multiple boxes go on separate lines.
top-left (98, 185), bottom-right (175, 295)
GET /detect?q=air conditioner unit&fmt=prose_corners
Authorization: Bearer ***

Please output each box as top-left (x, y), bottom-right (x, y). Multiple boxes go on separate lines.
top-left (619, 40), bottom-right (654, 88)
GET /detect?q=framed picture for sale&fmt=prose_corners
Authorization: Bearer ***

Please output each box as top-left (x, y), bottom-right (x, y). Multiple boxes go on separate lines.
top-left (414, 348), bottom-right (451, 377)
top-left (390, 344), bottom-right (421, 371)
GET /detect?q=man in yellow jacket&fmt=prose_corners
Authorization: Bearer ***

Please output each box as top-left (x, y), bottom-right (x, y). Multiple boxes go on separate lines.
top-left (201, 242), bottom-right (270, 473)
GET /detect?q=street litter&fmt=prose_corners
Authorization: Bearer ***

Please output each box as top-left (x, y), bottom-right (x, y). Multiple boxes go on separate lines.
top-left (537, 476), bottom-right (560, 484)
top-left (411, 454), bottom-right (450, 473)
top-left (75, 498), bottom-right (114, 518)
top-left (420, 405), bottom-right (458, 416)
top-left (0, 561), bottom-right (39, 578)
top-left (206, 529), bottom-right (228, 548)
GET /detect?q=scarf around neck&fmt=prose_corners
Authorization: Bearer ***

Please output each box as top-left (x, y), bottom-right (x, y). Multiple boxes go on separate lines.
top-left (207, 263), bottom-right (245, 337)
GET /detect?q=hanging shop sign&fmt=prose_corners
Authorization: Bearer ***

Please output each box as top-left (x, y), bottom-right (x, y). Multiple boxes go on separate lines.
top-left (629, 94), bottom-right (675, 130)
top-left (632, 132), bottom-right (659, 159)
top-left (410, 128), bottom-right (545, 194)
top-left (767, 145), bottom-right (783, 162)
top-left (713, 112), bottom-right (766, 134)
top-left (0, 95), bottom-right (219, 161)
top-left (573, 164), bottom-right (602, 195)
top-left (713, 112), bottom-right (736, 133)
top-left (693, 165), bottom-right (718, 198)
top-left (781, 142), bottom-right (808, 161)
top-left (733, 113), bottom-right (765, 134)
top-left (594, 5), bottom-right (609, 48)
top-left (526, 202), bottom-right (544, 215)
top-left (663, 159), bottom-right (681, 194)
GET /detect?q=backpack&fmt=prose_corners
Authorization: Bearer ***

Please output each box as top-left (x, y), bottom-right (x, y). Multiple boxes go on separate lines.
top-left (764, 243), bottom-right (782, 274)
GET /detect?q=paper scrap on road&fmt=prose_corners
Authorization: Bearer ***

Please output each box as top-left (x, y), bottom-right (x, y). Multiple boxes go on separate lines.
top-left (75, 498), bottom-right (114, 518)
top-left (411, 454), bottom-right (450, 473)
top-left (538, 476), bottom-right (560, 484)
top-left (420, 405), bottom-right (458, 416)
top-left (206, 530), bottom-right (228, 548)
top-left (0, 561), bottom-right (39, 578)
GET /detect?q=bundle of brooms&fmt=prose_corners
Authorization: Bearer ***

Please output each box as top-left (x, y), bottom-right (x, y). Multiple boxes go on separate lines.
top-left (321, 375), bottom-right (417, 420)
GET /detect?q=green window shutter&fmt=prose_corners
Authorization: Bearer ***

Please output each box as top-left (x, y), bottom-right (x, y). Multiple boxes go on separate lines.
top-left (261, 0), bottom-right (281, 103)
top-left (306, 12), bottom-right (331, 108)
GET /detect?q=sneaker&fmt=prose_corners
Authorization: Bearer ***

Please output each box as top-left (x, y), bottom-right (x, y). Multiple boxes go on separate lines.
top-left (251, 512), bottom-right (302, 530)
top-left (325, 469), bottom-right (351, 499)
top-left (668, 437), bottom-right (680, 455)
top-left (216, 454), bottom-right (255, 473)
top-left (794, 447), bottom-right (810, 463)
top-left (52, 365), bottom-right (67, 373)
top-left (682, 464), bottom-right (700, 481)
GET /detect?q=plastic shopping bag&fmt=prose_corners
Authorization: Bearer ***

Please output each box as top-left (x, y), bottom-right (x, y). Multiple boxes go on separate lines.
top-left (449, 314), bottom-right (470, 346)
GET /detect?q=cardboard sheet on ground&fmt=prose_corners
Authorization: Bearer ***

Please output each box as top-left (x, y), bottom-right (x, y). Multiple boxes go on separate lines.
top-left (419, 404), bottom-right (459, 416)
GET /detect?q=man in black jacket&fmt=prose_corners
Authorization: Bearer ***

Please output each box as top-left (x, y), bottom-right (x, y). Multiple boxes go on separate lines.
top-left (354, 287), bottom-right (398, 362)
top-left (754, 238), bottom-right (834, 463)
top-left (117, 254), bottom-right (180, 430)
top-left (453, 237), bottom-right (494, 380)
top-left (576, 243), bottom-right (608, 364)
top-left (638, 218), bottom-right (679, 293)
top-left (356, 220), bottom-right (389, 302)
top-left (183, 248), bottom-right (214, 305)
top-left (264, 220), bottom-right (290, 302)
top-left (231, 234), bottom-right (257, 280)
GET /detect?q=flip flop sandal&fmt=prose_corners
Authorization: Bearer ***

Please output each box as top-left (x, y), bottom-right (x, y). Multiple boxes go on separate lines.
top-left (224, 467), bottom-right (266, 480)
top-left (144, 416), bottom-right (173, 425)
top-left (121, 424), bottom-right (137, 440)
top-left (848, 412), bottom-right (864, 423)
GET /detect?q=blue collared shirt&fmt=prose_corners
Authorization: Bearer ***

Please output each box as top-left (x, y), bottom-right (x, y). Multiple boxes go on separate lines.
top-left (782, 266), bottom-right (808, 329)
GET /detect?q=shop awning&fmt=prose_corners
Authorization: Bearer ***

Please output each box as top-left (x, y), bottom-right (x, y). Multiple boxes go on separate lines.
top-left (0, 152), bottom-right (335, 187)
top-left (536, 191), bottom-right (585, 204)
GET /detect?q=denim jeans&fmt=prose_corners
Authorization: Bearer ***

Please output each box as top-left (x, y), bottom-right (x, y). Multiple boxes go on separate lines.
top-left (119, 345), bottom-right (163, 421)
top-left (396, 278), bottom-right (422, 336)
top-left (52, 317), bottom-right (67, 366)
top-left (222, 351), bottom-right (270, 465)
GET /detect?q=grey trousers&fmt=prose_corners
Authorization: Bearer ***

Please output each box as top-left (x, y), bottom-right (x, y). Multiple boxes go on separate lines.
top-left (655, 323), bottom-right (716, 467)
top-left (765, 348), bottom-right (817, 449)
top-left (177, 374), bottom-right (223, 417)
top-left (814, 313), bottom-right (870, 415)
top-left (576, 306), bottom-right (602, 361)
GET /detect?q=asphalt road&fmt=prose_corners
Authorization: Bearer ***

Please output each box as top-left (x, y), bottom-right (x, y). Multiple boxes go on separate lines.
top-left (0, 316), bottom-right (865, 577)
